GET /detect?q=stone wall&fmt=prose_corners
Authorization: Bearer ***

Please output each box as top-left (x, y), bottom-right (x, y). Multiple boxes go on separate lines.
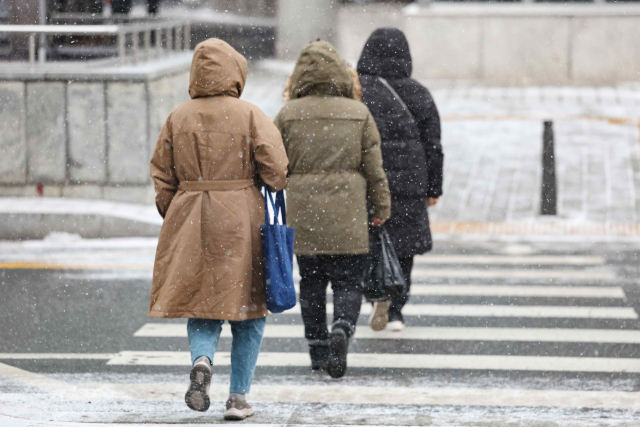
top-left (0, 64), bottom-right (190, 203)
top-left (337, 4), bottom-right (640, 86)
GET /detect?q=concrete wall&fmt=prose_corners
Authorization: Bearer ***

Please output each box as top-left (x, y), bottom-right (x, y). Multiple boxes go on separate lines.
top-left (337, 4), bottom-right (640, 86)
top-left (0, 72), bottom-right (189, 203)
top-left (277, 0), bottom-right (338, 60)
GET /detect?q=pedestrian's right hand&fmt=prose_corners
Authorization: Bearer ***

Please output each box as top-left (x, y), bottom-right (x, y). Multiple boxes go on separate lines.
top-left (371, 217), bottom-right (386, 227)
top-left (427, 197), bottom-right (440, 207)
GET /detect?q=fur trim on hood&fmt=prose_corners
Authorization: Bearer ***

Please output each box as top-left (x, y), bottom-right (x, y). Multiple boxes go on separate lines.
top-left (284, 62), bottom-right (362, 103)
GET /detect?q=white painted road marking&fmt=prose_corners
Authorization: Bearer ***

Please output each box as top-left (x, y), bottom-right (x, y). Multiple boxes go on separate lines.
top-left (408, 268), bottom-right (615, 280)
top-left (293, 284), bottom-right (626, 298)
top-left (3, 364), bottom-right (640, 409)
top-left (105, 351), bottom-right (640, 373)
top-left (134, 323), bottom-right (640, 343)
top-left (408, 284), bottom-right (625, 298)
top-left (294, 268), bottom-right (616, 281)
top-left (83, 382), bottom-right (640, 409)
top-left (412, 255), bottom-right (605, 265)
top-left (283, 303), bottom-right (638, 319)
top-left (0, 353), bottom-right (114, 360)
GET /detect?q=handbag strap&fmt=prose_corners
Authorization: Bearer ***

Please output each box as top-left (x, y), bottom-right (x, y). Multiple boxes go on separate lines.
top-left (377, 77), bottom-right (415, 123)
top-left (264, 186), bottom-right (280, 225)
top-left (264, 186), bottom-right (287, 225)
top-left (276, 190), bottom-right (287, 225)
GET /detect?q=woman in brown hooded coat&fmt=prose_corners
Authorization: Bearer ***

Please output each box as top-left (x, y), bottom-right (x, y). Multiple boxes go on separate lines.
top-left (149, 38), bottom-right (288, 420)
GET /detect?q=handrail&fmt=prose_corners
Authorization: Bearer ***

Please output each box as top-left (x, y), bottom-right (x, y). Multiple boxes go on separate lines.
top-left (0, 25), bottom-right (121, 34)
top-left (0, 21), bottom-right (191, 66)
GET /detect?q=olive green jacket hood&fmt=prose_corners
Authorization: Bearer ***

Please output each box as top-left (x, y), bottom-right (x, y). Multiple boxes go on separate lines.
top-left (288, 40), bottom-right (354, 100)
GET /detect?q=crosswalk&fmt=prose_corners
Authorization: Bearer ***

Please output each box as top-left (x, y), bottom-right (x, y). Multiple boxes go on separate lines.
top-left (4, 248), bottom-right (640, 416)
top-left (116, 253), bottom-right (639, 376)
top-left (135, 323), bottom-right (640, 344)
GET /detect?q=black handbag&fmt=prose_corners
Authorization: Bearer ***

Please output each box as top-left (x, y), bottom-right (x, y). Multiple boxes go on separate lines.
top-left (363, 227), bottom-right (407, 302)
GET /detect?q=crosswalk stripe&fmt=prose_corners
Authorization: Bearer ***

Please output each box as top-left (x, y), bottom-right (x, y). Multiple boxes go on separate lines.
top-left (134, 323), bottom-right (640, 343)
top-left (412, 255), bottom-right (605, 265)
top-left (293, 284), bottom-right (625, 298)
top-left (58, 383), bottom-right (640, 409)
top-left (0, 262), bottom-right (153, 270)
top-left (284, 303), bottom-right (637, 319)
top-left (293, 269), bottom-right (615, 281)
top-left (407, 284), bottom-right (625, 298)
top-left (4, 371), bottom-right (640, 409)
top-left (397, 268), bottom-right (615, 280)
top-left (0, 353), bottom-right (114, 360)
top-left (106, 351), bottom-right (640, 373)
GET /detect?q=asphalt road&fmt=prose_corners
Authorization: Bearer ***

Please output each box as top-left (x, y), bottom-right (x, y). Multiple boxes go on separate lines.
top-left (2, 236), bottom-right (640, 426)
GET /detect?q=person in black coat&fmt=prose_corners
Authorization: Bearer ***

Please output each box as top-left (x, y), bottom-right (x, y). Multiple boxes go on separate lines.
top-left (357, 28), bottom-right (444, 331)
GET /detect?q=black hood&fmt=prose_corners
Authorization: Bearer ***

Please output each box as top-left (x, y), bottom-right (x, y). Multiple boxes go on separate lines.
top-left (357, 28), bottom-right (412, 79)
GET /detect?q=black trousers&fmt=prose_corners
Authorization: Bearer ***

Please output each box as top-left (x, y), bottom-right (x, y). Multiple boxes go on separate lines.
top-left (297, 254), bottom-right (367, 344)
top-left (389, 256), bottom-right (413, 322)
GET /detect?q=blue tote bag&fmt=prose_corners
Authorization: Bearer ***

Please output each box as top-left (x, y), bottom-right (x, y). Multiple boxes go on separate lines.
top-left (260, 186), bottom-right (296, 313)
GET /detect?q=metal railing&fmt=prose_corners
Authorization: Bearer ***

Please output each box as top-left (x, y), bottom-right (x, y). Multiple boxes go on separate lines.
top-left (0, 20), bottom-right (191, 66)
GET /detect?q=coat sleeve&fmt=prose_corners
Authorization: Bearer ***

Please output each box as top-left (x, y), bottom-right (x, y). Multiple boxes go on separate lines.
top-left (251, 108), bottom-right (289, 192)
top-left (361, 112), bottom-right (391, 220)
top-left (150, 117), bottom-right (178, 218)
top-left (402, 82), bottom-right (444, 198)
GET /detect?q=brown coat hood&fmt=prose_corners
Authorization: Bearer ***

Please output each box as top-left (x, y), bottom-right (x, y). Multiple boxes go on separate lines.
top-left (189, 38), bottom-right (248, 99)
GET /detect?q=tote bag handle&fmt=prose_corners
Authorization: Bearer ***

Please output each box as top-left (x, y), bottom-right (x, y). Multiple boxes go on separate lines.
top-left (264, 186), bottom-right (287, 225)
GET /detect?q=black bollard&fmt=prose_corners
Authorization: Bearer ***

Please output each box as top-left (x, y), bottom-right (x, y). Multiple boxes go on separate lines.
top-left (541, 120), bottom-right (557, 215)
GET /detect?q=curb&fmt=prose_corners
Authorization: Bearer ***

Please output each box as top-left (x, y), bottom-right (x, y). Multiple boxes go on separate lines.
top-left (430, 221), bottom-right (640, 236)
top-left (0, 198), bottom-right (161, 239)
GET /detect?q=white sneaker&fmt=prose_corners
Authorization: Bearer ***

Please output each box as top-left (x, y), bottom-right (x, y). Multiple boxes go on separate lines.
top-left (387, 320), bottom-right (405, 332)
top-left (368, 301), bottom-right (390, 331)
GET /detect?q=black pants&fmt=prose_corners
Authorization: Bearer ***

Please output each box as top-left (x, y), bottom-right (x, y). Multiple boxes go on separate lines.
top-left (297, 255), bottom-right (366, 344)
top-left (389, 256), bottom-right (413, 322)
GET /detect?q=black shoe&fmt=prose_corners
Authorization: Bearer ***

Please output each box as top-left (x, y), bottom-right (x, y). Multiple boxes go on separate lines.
top-left (388, 311), bottom-right (404, 324)
top-left (327, 328), bottom-right (348, 378)
top-left (310, 345), bottom-right (329, 371)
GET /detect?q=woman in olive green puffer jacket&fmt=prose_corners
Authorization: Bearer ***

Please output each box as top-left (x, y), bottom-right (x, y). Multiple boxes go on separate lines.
top-left (274, 40), bottom-right (391, 378)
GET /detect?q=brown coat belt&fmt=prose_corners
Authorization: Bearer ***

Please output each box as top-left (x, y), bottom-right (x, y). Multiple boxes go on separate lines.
top-left (179, 179), bottom-right (255, 191)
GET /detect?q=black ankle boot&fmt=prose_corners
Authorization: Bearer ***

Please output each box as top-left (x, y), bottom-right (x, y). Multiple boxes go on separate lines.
top-left (309, 345), bottom-right (329, 370)
top-left (327, 328), bottom-right (349, 378)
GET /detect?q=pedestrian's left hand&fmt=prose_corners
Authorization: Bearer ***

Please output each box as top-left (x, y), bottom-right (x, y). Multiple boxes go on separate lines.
top-left (427, 197), bottom-right (440, 207)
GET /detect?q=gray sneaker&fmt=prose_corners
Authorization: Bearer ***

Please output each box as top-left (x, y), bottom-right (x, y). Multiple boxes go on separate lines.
top-left (185, 356), bottom-right (211, 412)
top-left (224, 396), bottom-right (255, 420)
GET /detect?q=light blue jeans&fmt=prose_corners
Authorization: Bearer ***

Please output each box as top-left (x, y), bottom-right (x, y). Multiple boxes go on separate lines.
top-left (187, 317), bottom-right (266, 394)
